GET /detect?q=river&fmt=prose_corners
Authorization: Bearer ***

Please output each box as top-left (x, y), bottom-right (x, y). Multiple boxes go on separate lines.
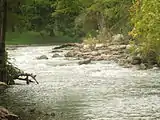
top-left (1, 46), bottom-right (160, 120)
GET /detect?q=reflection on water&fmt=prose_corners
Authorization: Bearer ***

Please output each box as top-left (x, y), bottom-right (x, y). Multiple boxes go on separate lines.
top-left (1, 46), bottom-right (160, 120)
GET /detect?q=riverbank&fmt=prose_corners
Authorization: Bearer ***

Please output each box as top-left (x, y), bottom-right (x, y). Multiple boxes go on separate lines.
top-left (6, 31), bottom-right (81, 45)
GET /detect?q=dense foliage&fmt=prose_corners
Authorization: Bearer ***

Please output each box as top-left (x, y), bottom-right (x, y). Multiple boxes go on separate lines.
top-left (130, 0), bottom-right (160, 64)
top-left (8, 0), bottom-right (132, 37)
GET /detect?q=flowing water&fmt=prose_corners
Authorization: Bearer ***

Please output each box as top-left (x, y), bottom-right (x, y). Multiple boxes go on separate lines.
top-left (1, 46), bottom-right (160, 120)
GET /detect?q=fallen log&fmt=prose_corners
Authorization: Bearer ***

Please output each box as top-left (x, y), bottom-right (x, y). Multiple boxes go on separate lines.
top-left (53, 43), bottom-right (79, 49)
top-left (6, 61), bottom-right (39, 85)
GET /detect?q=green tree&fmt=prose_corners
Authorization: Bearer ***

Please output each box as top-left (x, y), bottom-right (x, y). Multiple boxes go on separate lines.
top-left (130, 0), bottom-right (160, 64)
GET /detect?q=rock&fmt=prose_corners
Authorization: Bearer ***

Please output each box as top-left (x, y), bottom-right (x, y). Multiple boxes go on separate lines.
top-left (90, 51), bottom-right (100, 56)
top-left (108, 45), bottom-right (126, 51)
top-left (65, 51), bottom-right (75, 57)
top-left (131, 56), bottom-right (142, 65)
top-left (36, 55), bottom-right (48, 60)
top-left (93, 54), bottom-right (109, 61)
top-left (83, 44), bottom-right (90, 49)
top-left (0, 82), bottom-right (8, 90)
top-left (152, 67), bottom-right (159, 70)
top-left (52, 53), bottom-right (61, 58)
top-left (0, 107), bottom-right (19, 120)
top-left (95, 44), bottom-right (105, 49)
top-left (139, 63), bottom-right (147, 70)
top-left (78, 59), bottom-right (91, 65)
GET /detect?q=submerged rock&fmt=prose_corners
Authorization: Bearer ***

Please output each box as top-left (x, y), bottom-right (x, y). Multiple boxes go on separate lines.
top-left (0, 107), bottom-right (19, 120)
top-left (36, 55), bottom-right (48, 60)
top-left (78, 59), bottom-right (91, 65)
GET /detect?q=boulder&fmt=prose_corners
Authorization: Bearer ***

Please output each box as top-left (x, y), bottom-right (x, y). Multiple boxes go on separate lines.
top-left (152, 67), bottom-right (159, 70)
top-left (78, 59), bottom-right (91, 65)
top-left (91, 51), bottom-right (100, 56)
top-left (65, 51), bottom-right (76, 57)
top-left (95, 44), bottom-right (105, 49)
top-left (52, 53), bottom-right (61, 58)
top-left (131, 56), bottom-right (142, 65)
top-left (152, 65), bottom-right (159, 70)
top-left (36, 55), bottom-right (48, 60)
top-left (0, 107), bottom-right (19, 120)
top-left (138, 63), bottom-right (147, 70)
top-left (0, 82), bottom-right (8, 91)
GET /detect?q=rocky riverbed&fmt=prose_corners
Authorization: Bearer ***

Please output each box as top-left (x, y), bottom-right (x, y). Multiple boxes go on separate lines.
top-left (52, 42), bottom-right (159, 70)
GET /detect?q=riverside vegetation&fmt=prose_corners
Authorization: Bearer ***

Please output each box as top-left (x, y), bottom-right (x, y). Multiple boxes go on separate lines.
top-left (0, 0), bottom-right (159, 119)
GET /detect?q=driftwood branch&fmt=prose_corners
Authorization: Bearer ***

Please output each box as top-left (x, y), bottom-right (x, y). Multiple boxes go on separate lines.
top-left (53, 43), bottom-right (79, 49)
top-left (14, 73), bottom-right (39, 84)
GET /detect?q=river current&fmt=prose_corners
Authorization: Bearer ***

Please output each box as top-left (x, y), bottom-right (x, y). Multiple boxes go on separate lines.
top-left (1, 46), bottom-right (160, 120)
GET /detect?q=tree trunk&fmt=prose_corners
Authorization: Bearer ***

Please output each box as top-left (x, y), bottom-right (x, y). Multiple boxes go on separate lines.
top-left (0, 0), bottom-right (7, 83)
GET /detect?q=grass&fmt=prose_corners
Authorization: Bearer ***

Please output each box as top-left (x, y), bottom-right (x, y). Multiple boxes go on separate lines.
top-left (6, 31), bottom-right (81, 45)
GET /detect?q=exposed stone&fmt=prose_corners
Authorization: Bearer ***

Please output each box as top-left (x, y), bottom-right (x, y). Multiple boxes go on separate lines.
top-left (65, 51), bottom-right (76, 57)
top-left (152, 67), bottom-right (159, 70)
top-left (83, 44), bottom-right (90, 49)
top-left (52, 53), bottom-right (61, 58)
top-left (36, 55), bottom-right (48, 60)
top-left (0, 107), bottom-right (19, 120)
top-left (131, 56), bottom-right (142, 65)
top-left (95, 44), bottom-right (105, 49)
top-left (0, 82), bottom-right (8, 91)
top-left (139, 63), bottom-right (147, 70)
top-left (90, 51), bottom-right (100, 56)
top-left (78, 59), bottom-right (91, 65)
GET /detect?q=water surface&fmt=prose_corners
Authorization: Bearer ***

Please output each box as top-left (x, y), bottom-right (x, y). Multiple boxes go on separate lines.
top-left (1, 46), bottom-right (160, 120)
